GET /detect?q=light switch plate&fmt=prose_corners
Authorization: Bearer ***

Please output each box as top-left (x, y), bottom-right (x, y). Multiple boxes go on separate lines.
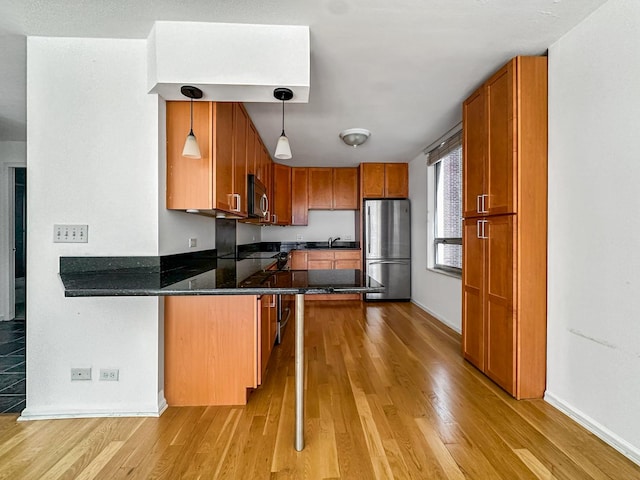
top-left (54, 224), bottom-right (88, 243)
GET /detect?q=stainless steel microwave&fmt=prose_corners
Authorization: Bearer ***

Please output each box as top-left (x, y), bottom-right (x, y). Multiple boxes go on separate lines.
top-left (247, 174), bottom-right (269, 219)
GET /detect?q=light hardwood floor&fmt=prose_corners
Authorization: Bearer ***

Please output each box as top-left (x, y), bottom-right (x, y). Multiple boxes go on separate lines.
top-left (0, 301), bottom-right (638, 479)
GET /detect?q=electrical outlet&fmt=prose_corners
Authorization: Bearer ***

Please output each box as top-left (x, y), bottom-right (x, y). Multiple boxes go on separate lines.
top-left (71, 368), bottom-right (92, 381)
top-left (54, 224), bottom-right (88, 243)
top-left (99, 368), bottom-right (119, 381)
top-left (296, 234), bottom-right (303, 241)
top-left (345, 234), bottom-right (353, 241)
top-left (189, 238), bottom-right (197, 248)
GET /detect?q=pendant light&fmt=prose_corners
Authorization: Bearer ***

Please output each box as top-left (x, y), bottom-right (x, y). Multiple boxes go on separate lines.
top-left (273, 87), bottom-right (293, 160)
top-left (180, 85), bottom-right (203, 159)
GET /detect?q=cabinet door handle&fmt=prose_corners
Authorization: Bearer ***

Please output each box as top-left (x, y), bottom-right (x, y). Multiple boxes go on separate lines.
top-left (482, 194), bottom-right (488, 213)
top-left (231, 193), bottom-right (241, 212)
top-left (477, 220), bottom-right (482, 238)
top-left (480, 220), bottom-right (489, 239)
top-left (272, 214), bottom-right (277, 224)
top-left (477, 195), bottom-right (482, 214)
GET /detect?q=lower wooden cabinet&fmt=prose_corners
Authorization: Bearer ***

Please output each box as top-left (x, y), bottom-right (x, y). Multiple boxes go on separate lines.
top-left (462, 214), bottom-right (545, 399)
top-left (290, 250), bottom-right (362, 301)
top-left (165, 295), bottom-right (275, 406)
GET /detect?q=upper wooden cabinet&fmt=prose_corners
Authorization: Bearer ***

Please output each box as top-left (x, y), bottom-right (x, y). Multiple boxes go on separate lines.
top-left (308, 167), bottom-right (358, 210)
top-left (333, 168), bottom-right (358, 209)
top-left (360, 163), bottom-right (408, 199)
top-left (463, 57), bottom-right (546, 217)
top-left (166, 101), bottom-right (248, 217)
top-left (272, 163), bottom-right (292, 225)
top-left (291, 167), bottom-right (309, 226)
top-left (461, 56), bottom-right (548, 400)
top-left (308, 168), bottom-right (333, 209)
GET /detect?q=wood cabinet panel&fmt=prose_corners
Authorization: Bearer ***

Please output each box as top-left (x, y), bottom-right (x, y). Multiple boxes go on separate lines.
top-left (214, 102), bottom-right (236, 213)
top-left (484, 215), bottom-right (516, 393)
top-left (272, 163), bottom-right (291, 225)
top-left (166, 101), bottom-right (212, 210)
top-left (463, 88), bottom-right (486, 218)
top-left (291, 167), bottom-right (309, 225)
top-left (308, 168), bottom-right (333, 209)
top-left (307, 260), bottom-right (333, 270)
top-left (165, 296), bottom-right (258, 406)
top-left (232, 104), bottom-right (249, 216)
top-left (486, 61), bottom-right (516, 215)
top-left (462, 219), bottom-right (485, 370)
top-left (384, 163), bottom-right (409, 198)
top-left (247, 124), bottom-right (258, 176)
top-left (333, 250), bottom-right (360, 260)
top-left (290, 251), bottom-right (308, 270)
top-left (360, 163), bottom-right (385, 198)
top-left (333, 168), bottom-right (358, 209)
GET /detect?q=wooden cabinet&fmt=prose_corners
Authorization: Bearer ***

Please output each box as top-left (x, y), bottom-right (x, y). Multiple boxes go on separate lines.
top-left (360, 163), bottom-right (408, 199)
top-left (166, 101), bottom-right (247, 217)
top-left (308, 167), bottom-right (358, 210)
top-left (165, 295), bottom-right (266, 406)
top-left (272, 163), bottom-right (291, 225)
top-left (259, 294), bottom-right (277, 382)
top-left (308, 168), bottom-right (333, 209)
top-left (461, 56), bottom-right (547, 400)
top-left (291, 167), bottom-right (309, 225)
top-left (289, 250), bottom-right (362, 301)
top-left (333, 168), bottom-right (358, 209)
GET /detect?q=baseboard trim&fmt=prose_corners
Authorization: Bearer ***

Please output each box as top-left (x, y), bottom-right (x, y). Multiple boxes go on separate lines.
top-left (19, 404), bottom-right (167, 422)
top-left (545, 391), bottom-right (640, 466)
top-left (410, 299), bottom-right (461, 334)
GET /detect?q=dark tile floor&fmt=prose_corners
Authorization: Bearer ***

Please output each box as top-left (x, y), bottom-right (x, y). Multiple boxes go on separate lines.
top-left (0, 318), bottom-right (25, 413)
top-left (0, 276), bottom-right (26, 414)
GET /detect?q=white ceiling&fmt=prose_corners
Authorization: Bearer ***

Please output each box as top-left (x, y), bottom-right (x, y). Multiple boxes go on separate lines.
top-left (0, 0), bottom-right (607, 166)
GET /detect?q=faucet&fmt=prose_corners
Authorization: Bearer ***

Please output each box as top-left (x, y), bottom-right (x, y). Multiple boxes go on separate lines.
top-left (328, 236), bottom-right (341, 248)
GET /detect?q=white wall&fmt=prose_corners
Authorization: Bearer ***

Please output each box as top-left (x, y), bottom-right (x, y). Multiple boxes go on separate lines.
top-left (409, 154), bottom-right (462, 332)
top-left (0, 141), bottom-right (26, 321)
top-left (261, 210), bottom-right (356, 243)
top-left (546, 0), bottom-right (640, 461)
top-left (24, 37), bottom-right (165, 418)
top-left (237, 221), bottom-right (262, 245)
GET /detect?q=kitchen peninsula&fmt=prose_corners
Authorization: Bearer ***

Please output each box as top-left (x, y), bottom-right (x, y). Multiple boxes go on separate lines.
top-left (59, 249), bottom-right (383, 451)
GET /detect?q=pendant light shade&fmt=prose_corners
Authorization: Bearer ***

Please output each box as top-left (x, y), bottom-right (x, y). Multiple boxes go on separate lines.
top-left (275, 134), bottom-right (292, 160)
top-left (180, 85), bottom-right (203, 159)
top-left (182, 132), bottom-right (201, 158)
top-left (273, 87), bottom-right (293, 160)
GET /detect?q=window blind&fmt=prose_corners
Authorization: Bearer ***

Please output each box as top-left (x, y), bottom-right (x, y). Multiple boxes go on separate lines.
top-left (425, 130), bottom-right (463, 167)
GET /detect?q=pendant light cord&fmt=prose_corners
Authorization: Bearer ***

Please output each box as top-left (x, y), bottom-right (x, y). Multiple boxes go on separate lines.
top-left (189, 98), bottom-right (195, 136)
top-left (281, 99), bottom-right (285, 136)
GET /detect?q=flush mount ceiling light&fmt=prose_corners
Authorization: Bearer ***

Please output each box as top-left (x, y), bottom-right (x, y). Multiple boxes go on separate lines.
top-left (339, 128), bottom-right (371, 148)
top-left (181, 85), bottom-right (203, 159)
top-left (274, 87), bottom-right (293, 160)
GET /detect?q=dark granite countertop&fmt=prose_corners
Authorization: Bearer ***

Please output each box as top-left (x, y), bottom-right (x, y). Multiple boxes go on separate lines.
top-left (59, 249), bottom-right (383, 297)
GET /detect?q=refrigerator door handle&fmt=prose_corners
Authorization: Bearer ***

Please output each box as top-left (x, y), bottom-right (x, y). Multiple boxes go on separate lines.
top-left (367, 206), bottom-right (371, 254)
top-left (368, 260), bottom-right (410, 265)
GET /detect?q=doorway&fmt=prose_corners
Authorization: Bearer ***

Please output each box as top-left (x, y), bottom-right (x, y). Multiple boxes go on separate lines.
top-left (14, 167), bottom-right (25, 320)
top-left (0, 167), bottom-right (26, 413)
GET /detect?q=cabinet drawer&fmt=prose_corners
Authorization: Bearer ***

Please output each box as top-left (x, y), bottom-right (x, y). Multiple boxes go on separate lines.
top-left (307, 251), bottom-right (334, 261)
top-left (308, 260), bottom-right (333, 270)
top-left (334, 259), bottom-right (360, 269)
top-left (334, 250), bottom-right (360, 260)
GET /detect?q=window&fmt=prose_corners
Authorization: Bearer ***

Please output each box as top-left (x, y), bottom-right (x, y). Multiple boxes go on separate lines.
top-left (427, 130), bottom-right (462, 275)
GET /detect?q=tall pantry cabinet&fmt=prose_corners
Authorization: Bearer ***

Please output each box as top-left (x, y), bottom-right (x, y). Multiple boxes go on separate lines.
top-left (462, 56), bottom-right (548, 399)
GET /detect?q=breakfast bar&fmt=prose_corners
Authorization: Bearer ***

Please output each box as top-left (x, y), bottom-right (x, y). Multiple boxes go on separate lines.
top-left (59, 252), bottom-right (384, 451)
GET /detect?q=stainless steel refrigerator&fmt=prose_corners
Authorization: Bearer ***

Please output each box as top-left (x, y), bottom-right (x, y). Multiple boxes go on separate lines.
top-left (363, 199), bottom-right (411, 301)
